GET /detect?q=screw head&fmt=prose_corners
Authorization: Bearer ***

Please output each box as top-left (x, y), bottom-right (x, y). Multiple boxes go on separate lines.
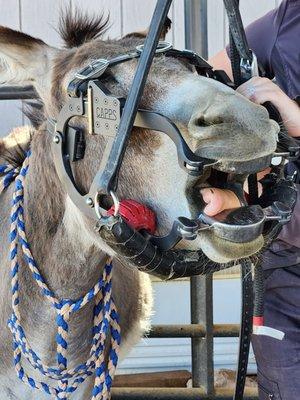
top-left (86, 197), bottom-right (94, 207)
top-left (53, 135), bottom-right (60, 144)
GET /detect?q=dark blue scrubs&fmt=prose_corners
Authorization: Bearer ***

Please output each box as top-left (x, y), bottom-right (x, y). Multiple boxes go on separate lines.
top-left (232, 1), bottom-right (300, 398)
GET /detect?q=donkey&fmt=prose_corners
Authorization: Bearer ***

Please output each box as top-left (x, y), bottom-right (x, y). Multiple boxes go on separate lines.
top-left (0, 11), bottom-right (279, 400)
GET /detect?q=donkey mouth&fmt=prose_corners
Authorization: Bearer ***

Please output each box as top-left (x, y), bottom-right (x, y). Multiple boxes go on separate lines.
top-left (181, 166), bottom-right (267, 263)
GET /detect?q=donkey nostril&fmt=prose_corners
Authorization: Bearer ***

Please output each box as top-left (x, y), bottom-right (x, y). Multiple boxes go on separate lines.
top-left (196, 116), bottom-right (210, 127)
top-left (195, 113), bottom-right (226, 128)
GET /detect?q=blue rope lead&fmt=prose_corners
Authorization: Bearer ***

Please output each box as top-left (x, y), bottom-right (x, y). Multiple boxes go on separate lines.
top-left (1, 154), bottom-right (121, 399)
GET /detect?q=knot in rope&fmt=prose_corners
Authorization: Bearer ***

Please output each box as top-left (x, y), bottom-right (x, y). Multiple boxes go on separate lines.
top-left (1, 153), bottom-right (121, 399)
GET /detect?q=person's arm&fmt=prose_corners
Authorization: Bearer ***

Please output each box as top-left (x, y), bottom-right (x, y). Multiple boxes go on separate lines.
top-left (209, 49), bottom-right (233, 81)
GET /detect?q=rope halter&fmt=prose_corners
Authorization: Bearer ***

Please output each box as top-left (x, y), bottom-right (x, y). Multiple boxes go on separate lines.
top-left (1, 153), bottom-right (121, 400)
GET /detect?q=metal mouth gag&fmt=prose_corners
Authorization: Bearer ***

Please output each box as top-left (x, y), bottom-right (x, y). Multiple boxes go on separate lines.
top-left (47, 35), bottom-right (297, 279)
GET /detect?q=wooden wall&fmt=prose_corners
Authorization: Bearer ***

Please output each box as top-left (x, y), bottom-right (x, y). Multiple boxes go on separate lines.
top-left (0, 0), bottom-right (278, 134)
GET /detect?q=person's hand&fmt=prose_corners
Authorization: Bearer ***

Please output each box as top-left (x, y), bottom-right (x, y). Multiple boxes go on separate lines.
top-left (237, 77), bottom-right (300, 137)
top-left (201, 168), bottom-right (271, 217)
top-left (201, 188), bottom-right (241, 216)
top-left (237, 77), bottom-right (287, 107)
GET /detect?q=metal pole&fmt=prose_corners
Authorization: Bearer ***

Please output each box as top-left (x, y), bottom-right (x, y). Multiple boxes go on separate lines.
top-left (0, 85), bottom-right (37, 100)
top-left (185, 0), bottom-right (212, 395)
top-left (184, 0), bottom-right (208, 58)
top-left (149, 324), bottom-right (240, 338)
top-left (190, 275), bottom-right (214, 394)
top-left (97, 0), bottom-right (172, 193)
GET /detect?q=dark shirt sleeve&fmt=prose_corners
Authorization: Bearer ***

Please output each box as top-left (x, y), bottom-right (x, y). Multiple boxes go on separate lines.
top-left (226, 4), bottom-right (286, 79)
top-left (278, 184), bottom-right (300, 248)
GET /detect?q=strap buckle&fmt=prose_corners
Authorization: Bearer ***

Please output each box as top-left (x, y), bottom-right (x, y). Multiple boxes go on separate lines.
top-left (74, 59), bottom-right (110, 81)
top-left (240, 50), bottom-right (258, 81)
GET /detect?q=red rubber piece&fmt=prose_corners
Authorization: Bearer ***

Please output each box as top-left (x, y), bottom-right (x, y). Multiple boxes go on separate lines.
top-left (108, 199), bottom-right (156, 234)
top-left (253, 316), bottom-right (264, 327)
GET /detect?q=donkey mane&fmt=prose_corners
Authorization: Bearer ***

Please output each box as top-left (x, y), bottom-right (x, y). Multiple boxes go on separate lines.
top-left (58, 8), bottom-right (110, 48)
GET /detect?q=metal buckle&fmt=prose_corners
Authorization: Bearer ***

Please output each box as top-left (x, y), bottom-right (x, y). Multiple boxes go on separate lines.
top-left (240, 51), bottom-right (258, 81)
top-left (74, 59), bottom-right (110, 81)
top-left (136, 41), bottom-right (173, 55)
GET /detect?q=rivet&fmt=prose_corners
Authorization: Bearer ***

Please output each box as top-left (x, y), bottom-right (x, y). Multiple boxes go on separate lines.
top-left (86, 198), bottom-right (94, 207)
top-left (53, 135), bottom-right (60, 144)
top-left (69, 105), bottom-right (73, 111)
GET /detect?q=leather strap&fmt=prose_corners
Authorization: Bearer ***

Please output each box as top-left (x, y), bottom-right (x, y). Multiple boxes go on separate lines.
top-left (234, 260), bottom-right (253, 400)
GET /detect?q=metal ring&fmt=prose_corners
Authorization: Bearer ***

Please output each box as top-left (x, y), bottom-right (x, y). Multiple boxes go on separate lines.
top-left (94, 191), bottom-right (120, 220)
top-left (136, 41), bottom-right (173, 55)
top-left (110, 191), bottom-right (120, 217)
top-left (94, 193), bottom-right (105, 220)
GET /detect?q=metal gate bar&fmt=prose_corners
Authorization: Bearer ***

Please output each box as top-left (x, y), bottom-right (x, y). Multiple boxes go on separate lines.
top-left (184, 1), bottom-right (216, 396)
top-left (0, 85), bottom-right (37, 100)
top-left (149, 324), bottom-right (240, 338)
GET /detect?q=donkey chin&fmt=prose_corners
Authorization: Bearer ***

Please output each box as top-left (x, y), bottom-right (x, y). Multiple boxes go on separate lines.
top-left (184, 232), bottom-right (264, 264)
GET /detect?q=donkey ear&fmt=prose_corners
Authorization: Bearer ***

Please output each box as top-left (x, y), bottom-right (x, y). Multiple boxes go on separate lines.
top-left (0, 27), bottom-right (56, 91)
top-left (123, 17), bottom-right (172, 40)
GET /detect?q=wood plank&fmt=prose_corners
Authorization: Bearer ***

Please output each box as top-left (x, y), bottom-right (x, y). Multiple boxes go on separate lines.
top-left (122, 0), bottom-right (156, 36)
top-left (20, 0), bottom-right (67, 47)
top-left (0, 0), bottom-right (23, 136)
top-left (121, 0), bottom-right (173, 42)
top-left (172, 0), bottom-right (185, 49)
top-left (114, 370), bottom-right (192, 388)
top-left (0, 0), bottom-right (19, 28)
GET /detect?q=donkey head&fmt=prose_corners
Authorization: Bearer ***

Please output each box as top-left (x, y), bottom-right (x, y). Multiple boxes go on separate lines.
top-left (0, 12), bottom-right (279, 264)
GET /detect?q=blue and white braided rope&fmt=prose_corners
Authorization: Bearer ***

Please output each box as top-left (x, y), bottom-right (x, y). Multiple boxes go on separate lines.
top-left (1, 154), bottom-right (121, 399)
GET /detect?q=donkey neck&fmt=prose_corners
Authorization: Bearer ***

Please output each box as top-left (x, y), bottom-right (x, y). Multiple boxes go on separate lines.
top-left (22, 129), bottom-right (107, 300)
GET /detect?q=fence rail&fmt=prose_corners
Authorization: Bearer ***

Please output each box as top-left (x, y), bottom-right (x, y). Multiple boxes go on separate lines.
top-left (0, 85), bottom-right (37, 100)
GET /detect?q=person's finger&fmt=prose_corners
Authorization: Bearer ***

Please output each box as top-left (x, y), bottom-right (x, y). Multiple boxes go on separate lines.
top-left (200, 188), bottom-right (241, 217)
top-left (201, 188), bottom-right (225, 216)
top-left (257, 167), bottom-right (271, 181)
